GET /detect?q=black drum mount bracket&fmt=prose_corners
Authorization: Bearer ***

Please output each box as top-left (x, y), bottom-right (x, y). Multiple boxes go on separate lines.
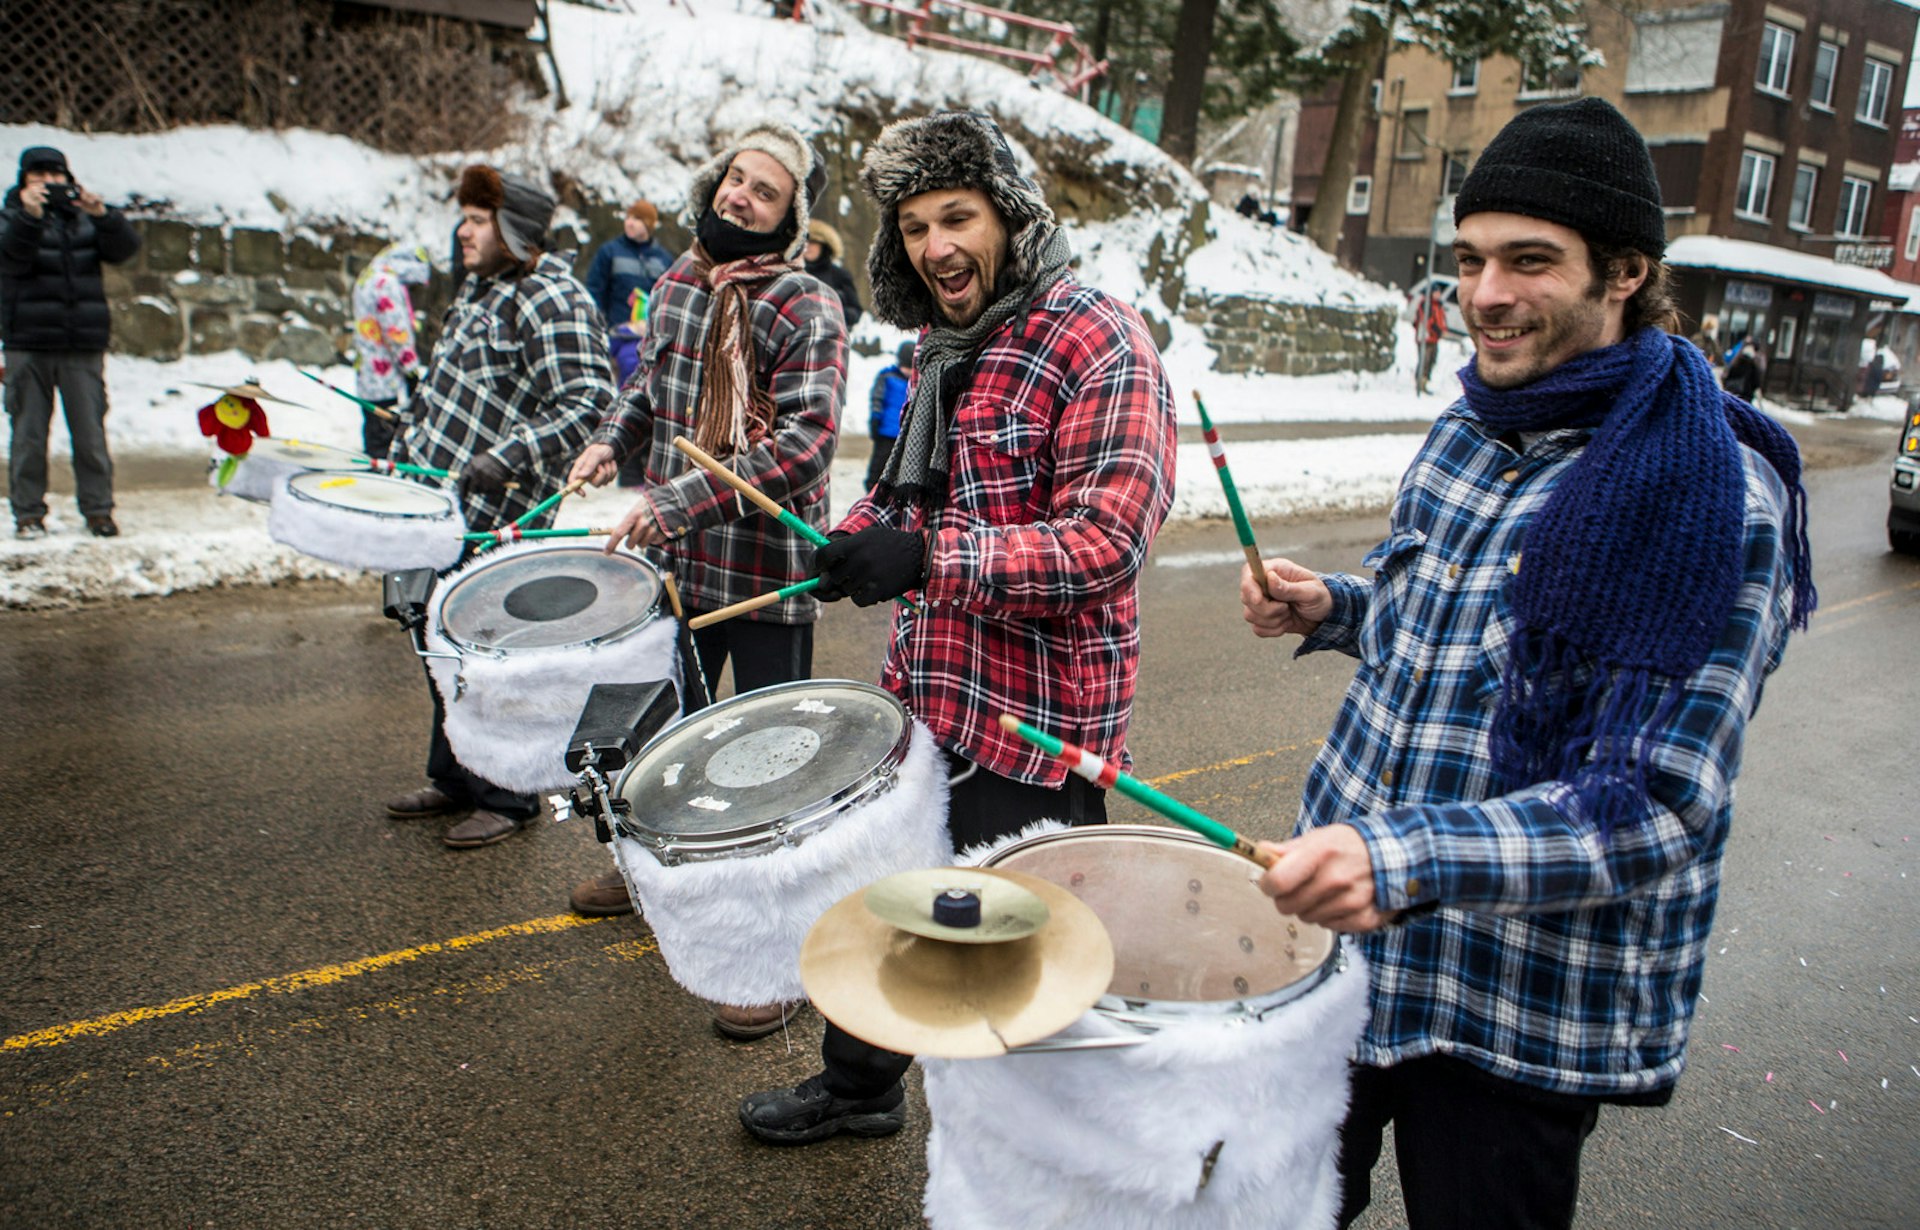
top-left (551, 680), bottom-right (679, 844)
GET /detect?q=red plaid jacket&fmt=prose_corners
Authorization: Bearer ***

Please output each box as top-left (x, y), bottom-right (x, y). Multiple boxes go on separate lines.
top-left (835, 275), bottom-right (1177, 786)
top-left (592, 253), bottom-right (846, 621)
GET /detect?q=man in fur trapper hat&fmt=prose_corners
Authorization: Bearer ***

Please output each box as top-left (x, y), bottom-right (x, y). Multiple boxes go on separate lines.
top-left (561, 123), bottom-right (847, 1031)
top-left (737, 110), bottom-right (1178, 1145)
top-left (1240, 97), bottom-right (1814, 1229)
top-left (383, 163), bottom-right (614, 850)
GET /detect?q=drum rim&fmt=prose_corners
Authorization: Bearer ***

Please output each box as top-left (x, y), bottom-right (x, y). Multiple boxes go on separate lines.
top-left (612, 678), bottom-right (914, 862)
top-left (249, 437), bottom-right (366, 464)
top-left (284, 468), bottom-right (454, 519)
top-left (436, 544), bottom-right (666, 656)
top-left (983, 823), bottom-right (1346, 1033)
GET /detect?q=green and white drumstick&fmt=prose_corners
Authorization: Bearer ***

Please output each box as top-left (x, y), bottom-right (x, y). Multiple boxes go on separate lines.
top-left (296, 368), bottom-right (398, 420)
top-left (688, 576), bottom-right (823, 629)
top-left (1193, 389), bottom-right (1272, 600)
top-left (461, 525), bottom-right (615, 544)
top-left (996, 713), bottom-right (1278, 869)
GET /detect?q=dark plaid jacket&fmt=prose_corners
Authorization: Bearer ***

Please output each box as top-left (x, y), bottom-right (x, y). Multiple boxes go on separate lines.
top-left (835, 276), bottom-right (1177, 786)
top-left (592, 253), bottom-right (846, 621)
top-left (395, 252), bottom-right (613, 530)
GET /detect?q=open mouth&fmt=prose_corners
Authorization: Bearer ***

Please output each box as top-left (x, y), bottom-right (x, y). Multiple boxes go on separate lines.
top-left (719, 207), bottom-right (754, 230)
top-left (933, 267), bottom-right (975, 303)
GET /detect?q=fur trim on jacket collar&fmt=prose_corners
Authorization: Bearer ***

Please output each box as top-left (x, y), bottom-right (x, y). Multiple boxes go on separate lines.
top-left (683, 122), bottom-right (827, 263)
top-left (859, 111), bottom-right (1058, 330)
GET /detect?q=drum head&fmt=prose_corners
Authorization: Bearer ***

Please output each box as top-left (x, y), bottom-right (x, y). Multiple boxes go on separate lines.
top-left (250, 437), bottom-right (365, 468)
top-left (439, 546), bottom-right (663, 652)
top-left (617, 680), bottom-right (910, 848)
top-left (983, 825), bottom-right (1334, 1008)
top-left (286, 470), bottom-right (452, 517)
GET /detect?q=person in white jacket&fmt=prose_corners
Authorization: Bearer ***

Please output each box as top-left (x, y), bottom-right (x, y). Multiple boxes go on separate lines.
top-left (350, 241), bottom-right (433, 458)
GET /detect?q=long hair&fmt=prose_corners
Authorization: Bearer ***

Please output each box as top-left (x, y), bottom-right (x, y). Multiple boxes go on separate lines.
top-left (1588, 241), bottom-right (1681, 335)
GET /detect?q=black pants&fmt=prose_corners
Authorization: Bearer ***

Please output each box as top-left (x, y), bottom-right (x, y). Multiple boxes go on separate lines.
top-left (863, 435), bottom-right (896, 491)
top-left (7, 349), bottom-right (112, 520)
top-left (819, 757), bottom-right (1108, 1098)
top-left (361, 401), bottom-right (399, 460)
top-left (1338, 1055), bottom-right (1602, 1230)
top-left (423, 660), bottom-right (540, 819)
top-left (688, 616), bottom-right (813, 700)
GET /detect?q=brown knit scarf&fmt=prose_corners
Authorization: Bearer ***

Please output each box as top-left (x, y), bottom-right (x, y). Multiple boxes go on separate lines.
top-left (688, 243), bottom-right (797, 458)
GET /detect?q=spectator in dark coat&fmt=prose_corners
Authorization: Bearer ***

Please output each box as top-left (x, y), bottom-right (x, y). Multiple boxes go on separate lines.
top-left (1723, 340), bottom-right (1765, 401)
top-left (804, 218), bottom-right (863, 328)
top-left (585, 199), bottom-right (675, 327)
top-left (2, 145), bottom-right (140, 538)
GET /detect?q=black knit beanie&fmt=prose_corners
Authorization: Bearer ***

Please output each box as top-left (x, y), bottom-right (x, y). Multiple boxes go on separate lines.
top-left (1455, 97), bottom-right (1666, 257)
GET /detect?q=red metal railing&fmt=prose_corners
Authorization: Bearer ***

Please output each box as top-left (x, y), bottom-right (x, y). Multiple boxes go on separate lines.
top-left (838, 0), bottom-right (1107, 97)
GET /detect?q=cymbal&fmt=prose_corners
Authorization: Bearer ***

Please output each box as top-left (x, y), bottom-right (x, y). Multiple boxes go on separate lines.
top-left (801, 866), bottom-right (1114, 1059)
top-left (863, 867), bottom-right (1050, 944)
top-left (183, 379), bottom-right (305, 407)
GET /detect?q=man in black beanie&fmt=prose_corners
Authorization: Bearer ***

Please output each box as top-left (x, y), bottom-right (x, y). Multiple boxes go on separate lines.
top-left (736, 110), bottom-right (1178, 1146)
top-left (1240, 96), bottom-right (1813, 1229)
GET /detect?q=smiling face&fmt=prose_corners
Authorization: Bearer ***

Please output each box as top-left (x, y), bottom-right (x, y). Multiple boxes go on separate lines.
top-left (457, 206), bottom-right (511, 276)
top-left (711, 150), bottom-right (797, 235)
top-left (898, 187), bottom-right (1009, 328)
top-left (1454, 212), bottom-right (1643, 389)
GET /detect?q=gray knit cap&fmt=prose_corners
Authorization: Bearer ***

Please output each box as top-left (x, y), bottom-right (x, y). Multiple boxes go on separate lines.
top-left (1455, 97), bottom-right (1666, 257)
top-left (859, 111), bottom-right (1058, 329)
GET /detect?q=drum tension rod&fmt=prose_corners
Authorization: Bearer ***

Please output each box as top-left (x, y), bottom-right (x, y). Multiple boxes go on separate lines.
top-left (551, 754), bottom-right (632, 845)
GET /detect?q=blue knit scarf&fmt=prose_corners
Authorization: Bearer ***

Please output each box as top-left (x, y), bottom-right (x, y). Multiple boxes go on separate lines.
top-left (1459, 327), bottom-right (1815, 836)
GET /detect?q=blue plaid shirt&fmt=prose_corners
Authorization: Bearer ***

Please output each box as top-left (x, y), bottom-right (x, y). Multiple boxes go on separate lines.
top-left (1294, 402), bottom-right (1795, 1099)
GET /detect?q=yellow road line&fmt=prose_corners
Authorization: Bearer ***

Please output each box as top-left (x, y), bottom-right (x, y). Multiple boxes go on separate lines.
top-left (1810, 577), bottom-right (1920, 620)
top-left (6, 742), bottom-right (1318, 1056)
top-left (4, 913), bottom-right (609, 1052)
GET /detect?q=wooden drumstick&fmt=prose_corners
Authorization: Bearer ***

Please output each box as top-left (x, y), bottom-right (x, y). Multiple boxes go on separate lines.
top-left (673, 436), bottom-right (829, 546)
top-left (688, 577), bottom-right (823, 629)
top-left (996, 714), bottom-right (1279, 869)
top-left (660, 571), bottom-right (686, 621)
top-left (510, 476), bottom-right (589, 530)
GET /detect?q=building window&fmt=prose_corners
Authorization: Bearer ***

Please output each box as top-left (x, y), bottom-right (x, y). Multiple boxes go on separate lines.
top-left (1789, 164), bottom-right (1818, 230)
top-left (1906, 206), bottom-right (1920, 261)
top-left (1649, 142), bottom-right (1706, 209)
top-left (1398, 109), bottom-right (1429, 159)
top-left (1626, 9), bottom-right (1725, 94)
top-left (1756, 23), bottom-right (1796, 96)
top-left (1443, 150), bottom-right (1471, 195)
top-left (1451, 59), bottom-right (1479, 94)
top-left (1858, 58), bottom-right (1894, 125)
top-left (1838, 176), bottom-right (1873, 237)
top-left (1736, 150), bottom-right (1776, 220)
top-left (1521, 58), bottom-right (1581, 97)
top-left (1347, 175), bottom-right (1373, 216)
top-left (1776, 315), bottom-right (1797, 361)
top-left (1811, 41), bottom-right (1840, 109)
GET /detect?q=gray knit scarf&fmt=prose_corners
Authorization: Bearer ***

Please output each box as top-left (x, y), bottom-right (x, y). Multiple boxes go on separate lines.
top-left (875, 226), bottom-right (1073, 507)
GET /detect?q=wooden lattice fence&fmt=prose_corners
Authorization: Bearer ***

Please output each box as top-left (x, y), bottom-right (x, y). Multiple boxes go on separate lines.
top-left (0, 0), bottom-right (540, 153)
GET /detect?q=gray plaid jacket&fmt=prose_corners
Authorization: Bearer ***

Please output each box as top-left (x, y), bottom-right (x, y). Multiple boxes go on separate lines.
top-left (396, 252), bottom-right (613, 530)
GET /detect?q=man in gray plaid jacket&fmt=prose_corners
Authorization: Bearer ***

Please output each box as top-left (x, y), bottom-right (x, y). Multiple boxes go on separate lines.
top-left (564, 124), bottom-right (848, 1039)
top-left (385, 164), bottom-right (615, 849)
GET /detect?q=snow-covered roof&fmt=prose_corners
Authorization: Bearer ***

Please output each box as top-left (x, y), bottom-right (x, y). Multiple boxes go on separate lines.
top-left (1665, 234), bottom-right (1920, 301)
top-left (1889, 160), bottom-right (1920, 193)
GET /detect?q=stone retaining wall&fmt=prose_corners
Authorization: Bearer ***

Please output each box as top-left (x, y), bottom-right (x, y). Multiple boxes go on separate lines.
top-left (1181, 292), bottom-right (1397, 377)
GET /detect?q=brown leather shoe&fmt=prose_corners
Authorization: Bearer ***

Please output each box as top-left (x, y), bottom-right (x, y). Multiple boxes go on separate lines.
top-left (569, 869), bottom-right (635, 917)
top-left (85, 515), bottom-right (119, 538)
top-left (386, 785), bottom-right (467, 819)
top-left (442, 809), bottom-right (527, 848)
top-left (713, 1001), bottom-right (804, 1041)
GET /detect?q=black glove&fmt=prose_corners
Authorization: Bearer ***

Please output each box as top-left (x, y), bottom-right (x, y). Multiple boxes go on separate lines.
top-left (458, 452), bottom-right (514, 499)
top-left (814, 526), bottom-right (926, 608)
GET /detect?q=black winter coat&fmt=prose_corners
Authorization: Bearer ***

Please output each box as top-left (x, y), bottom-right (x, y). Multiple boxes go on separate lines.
top-left (805, 255), bottom-right (863, 329)
top-left (0, 188), bottom-right (141, 351)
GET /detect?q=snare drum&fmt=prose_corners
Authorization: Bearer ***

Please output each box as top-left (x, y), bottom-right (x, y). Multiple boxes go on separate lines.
top-left (214, 437), bottom-right (368, 504)
top-left (423, 541), bottom-right (681, 794)
top-left (921, 825), bottom-right (1370, 1230)
top-left (268, 469), bottom-right (464, 572)
top-left (610, 679), bottom-right (952, 1008)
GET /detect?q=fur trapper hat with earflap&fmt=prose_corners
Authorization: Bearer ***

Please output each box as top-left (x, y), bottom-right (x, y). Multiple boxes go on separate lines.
top-left (457, 164), bottom-right (556, 263)
top-left (684, 122), bottom-right (828, 262)
top-left (859, 111), bottom-right (1057, 330)
top-left (806, 218), bottom-right (844, 260)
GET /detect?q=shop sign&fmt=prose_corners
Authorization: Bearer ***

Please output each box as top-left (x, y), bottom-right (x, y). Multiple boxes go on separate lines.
top-left (1834, 244), bottom-right (1895, 268)
top-left (1811, 292), bottom-right (1855, 318)
top-left (1723, 279), bottom-right (1773, 307)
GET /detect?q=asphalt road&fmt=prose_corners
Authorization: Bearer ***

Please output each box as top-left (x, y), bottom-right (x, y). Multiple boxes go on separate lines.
top-left (1, 431), bottom-right (1915, 1228)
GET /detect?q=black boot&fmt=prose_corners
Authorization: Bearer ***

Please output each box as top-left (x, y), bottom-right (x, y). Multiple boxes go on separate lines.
top-left (738, 1073), bottom-right (905, 1145)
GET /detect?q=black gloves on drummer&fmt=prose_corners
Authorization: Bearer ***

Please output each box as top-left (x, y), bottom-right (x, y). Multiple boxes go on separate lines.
top-left (815, 527), bottom-right (927, 607)
top-left (458, 452), bottom-right (515, 499)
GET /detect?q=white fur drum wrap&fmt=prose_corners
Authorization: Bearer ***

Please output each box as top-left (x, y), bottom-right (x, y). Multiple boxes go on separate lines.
top-left (920, 822), bottom-right (1372, 1230)
top-left (267, 472), bottom-right (464, 572)
top-left (611, 720), bottom-right (951, 1007)
top-left (422, 543), bottom-right (682, 794)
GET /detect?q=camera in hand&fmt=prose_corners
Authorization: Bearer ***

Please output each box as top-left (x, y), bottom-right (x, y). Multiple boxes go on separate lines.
top-left (41, 183), bottom-right (79, 208)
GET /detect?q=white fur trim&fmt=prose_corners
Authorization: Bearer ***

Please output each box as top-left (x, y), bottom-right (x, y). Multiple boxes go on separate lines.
top-left (218, 453), bottom-right (304, 503)
top-left (267, 472), bottom-right (464, 572)
top-left (923, 945), bottom-right (1369, 1230)
top-left (611, 720), bottom-right (951, 1006)
top-left (423, 541), bottom-right (682, 794)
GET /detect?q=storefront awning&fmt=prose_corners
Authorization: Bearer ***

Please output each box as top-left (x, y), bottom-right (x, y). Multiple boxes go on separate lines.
top-left (1665, 235), bottom-right (1919, 304)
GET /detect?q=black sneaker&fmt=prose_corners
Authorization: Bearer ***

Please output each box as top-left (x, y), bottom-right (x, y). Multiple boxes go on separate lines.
top-left (738, 1074), bottom-right (905, 1145)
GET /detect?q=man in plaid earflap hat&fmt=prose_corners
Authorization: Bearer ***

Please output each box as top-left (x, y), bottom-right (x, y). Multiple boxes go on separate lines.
top-left (1240, 97), bottom-right (1815, 1229)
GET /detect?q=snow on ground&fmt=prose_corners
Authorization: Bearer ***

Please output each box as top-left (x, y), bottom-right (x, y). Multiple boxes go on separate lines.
top-left (2, 336), bottom-right (1459, 609)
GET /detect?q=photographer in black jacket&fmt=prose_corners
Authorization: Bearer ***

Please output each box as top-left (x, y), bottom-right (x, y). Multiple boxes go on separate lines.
top-left (3, 145), bottom-right (140, 539)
